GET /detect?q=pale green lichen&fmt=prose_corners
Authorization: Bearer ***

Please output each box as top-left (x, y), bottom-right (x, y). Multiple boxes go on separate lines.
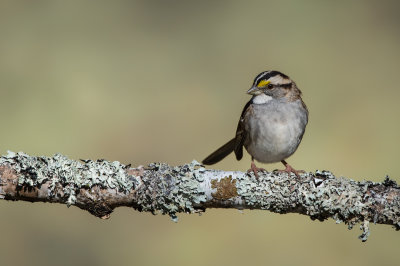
top-left (1, 151), bottom-right (398, 241)
top-left (0, 151), bottom-right (136, 206)
top-left (134, 160), bottom-right (207, 220)
top-left (233, 169), bottom-right (399, 241)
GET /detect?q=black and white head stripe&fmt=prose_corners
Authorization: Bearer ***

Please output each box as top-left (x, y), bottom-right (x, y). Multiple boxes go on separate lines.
top-left (253, 70), bottom-right (289, 86)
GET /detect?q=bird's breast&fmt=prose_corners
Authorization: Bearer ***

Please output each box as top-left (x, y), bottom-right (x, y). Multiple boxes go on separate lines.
top-left (244, 100), bottom-right (307, 163)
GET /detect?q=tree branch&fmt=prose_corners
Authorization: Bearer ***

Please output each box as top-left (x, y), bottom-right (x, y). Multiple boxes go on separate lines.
top-left (0, 151), bottom-right (399, 241)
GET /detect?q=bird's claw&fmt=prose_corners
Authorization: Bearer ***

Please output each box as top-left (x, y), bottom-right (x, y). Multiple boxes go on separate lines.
top-left (275, 163), bottom-right (304, 179)
top-left (247, 161), bottom-right (266, 179)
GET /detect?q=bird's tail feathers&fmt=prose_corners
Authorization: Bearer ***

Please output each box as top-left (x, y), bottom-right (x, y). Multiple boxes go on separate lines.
top-left (202, 138), bottom-right (236, 165)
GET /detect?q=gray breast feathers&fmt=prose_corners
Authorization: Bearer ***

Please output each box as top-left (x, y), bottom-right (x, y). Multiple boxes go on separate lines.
top-left (244, 99), bottom-right (308, 163)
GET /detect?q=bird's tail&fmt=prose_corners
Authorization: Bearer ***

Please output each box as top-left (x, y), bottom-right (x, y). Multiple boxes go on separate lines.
top-left (202, 138), bottom-right (236, 165)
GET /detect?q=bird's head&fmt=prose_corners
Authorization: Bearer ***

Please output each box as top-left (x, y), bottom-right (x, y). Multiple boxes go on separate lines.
top-left (247, 70), bottom-right (299, 100)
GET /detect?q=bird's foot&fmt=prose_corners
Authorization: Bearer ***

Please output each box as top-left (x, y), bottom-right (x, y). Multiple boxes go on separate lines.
top-left (275, 163), bottom-right (305, 179)
top-left (247, 161), bottom-right (266, 179)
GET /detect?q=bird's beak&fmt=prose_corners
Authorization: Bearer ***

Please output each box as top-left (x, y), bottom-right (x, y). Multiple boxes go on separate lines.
top-left (247, 86), bottom-right (262, 95)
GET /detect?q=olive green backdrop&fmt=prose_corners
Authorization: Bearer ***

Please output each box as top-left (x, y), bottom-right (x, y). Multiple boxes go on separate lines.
top-left (0, 1), bottom-right (399, 265)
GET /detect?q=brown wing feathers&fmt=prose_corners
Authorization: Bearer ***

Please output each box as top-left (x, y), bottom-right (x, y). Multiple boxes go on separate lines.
top-left (202, 100), bottom-right (252, 165)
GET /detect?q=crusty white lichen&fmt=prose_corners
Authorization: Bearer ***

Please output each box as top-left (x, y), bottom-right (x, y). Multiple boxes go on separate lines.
top-left (230, 170), bottom-right (399, 241)
top-left (134, 160), bottom-right (207, 221)
top-left (0, 152), bottom-right (399, 241)
top-left (0, 151), bottom-right (137, 206)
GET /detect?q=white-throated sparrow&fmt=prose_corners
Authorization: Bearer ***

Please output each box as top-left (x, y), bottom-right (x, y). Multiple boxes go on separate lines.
top-left (202, 70), bottom-right (308, 178)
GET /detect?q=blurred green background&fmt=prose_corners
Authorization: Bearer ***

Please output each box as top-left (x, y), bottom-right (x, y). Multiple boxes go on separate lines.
top-left (1, 1), bottom-right (400, 265)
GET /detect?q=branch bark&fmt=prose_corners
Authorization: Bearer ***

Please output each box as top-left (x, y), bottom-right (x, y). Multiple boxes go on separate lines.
top-left (0, 151), bottom-right (399, 241)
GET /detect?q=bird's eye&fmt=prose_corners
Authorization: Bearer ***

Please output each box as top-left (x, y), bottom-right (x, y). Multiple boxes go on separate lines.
top-left (268, 84), bottom-right (273, 89)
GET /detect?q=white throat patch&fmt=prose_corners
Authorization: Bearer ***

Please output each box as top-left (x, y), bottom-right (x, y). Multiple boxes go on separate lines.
top-left (252, 93), bottom-right (272, 104)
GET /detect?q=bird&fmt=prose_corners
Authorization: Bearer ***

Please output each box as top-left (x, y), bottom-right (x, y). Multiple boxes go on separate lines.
top-left (202, 70), bottom-right (308, 178)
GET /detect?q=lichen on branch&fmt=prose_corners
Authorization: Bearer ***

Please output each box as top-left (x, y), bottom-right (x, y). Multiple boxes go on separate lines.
top-left (0, 151), bottom-right (399, 241)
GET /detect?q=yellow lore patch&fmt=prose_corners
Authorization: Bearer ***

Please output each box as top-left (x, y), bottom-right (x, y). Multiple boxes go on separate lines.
top-left (257, 80), bottom-right (270, 88)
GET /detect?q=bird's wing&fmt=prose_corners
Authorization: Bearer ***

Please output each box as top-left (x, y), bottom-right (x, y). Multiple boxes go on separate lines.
top-left (234, 100), bottom-right (252, 160)
top-left (202, 99), bottom-right (253, 165)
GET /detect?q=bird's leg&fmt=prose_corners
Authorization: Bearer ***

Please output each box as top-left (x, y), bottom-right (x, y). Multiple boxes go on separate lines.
top-left (276, 160), bottom-right (304, 179)
top-left (247, 157), bottom-right (266, 179)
